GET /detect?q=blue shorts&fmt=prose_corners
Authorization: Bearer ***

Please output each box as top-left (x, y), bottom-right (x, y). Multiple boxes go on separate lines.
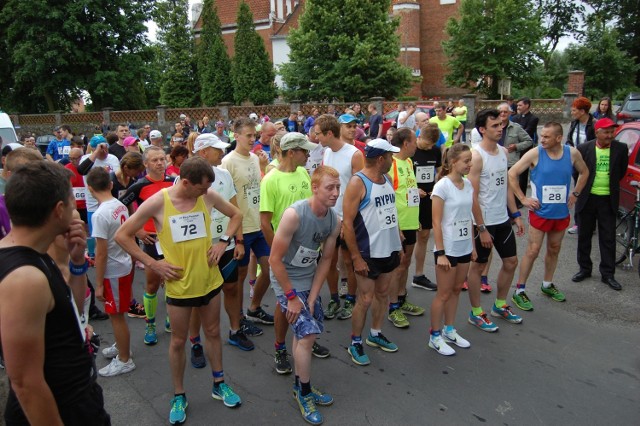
top-left (276, 291), bottom-right (324, 339)
top-left (239, 230), bottom-right (271, 266)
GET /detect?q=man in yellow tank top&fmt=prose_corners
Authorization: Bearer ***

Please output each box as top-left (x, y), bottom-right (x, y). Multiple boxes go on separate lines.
top-left (116, 157), bottom-right (243, 424)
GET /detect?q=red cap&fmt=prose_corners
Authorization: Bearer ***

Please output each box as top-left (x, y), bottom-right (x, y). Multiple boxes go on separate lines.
top-left (594, 118), bottom-right (617, 131)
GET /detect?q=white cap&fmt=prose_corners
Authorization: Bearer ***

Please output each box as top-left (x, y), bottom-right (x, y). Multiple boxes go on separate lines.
top-left (249, 113), bottom-right (258, 120)
top-left (193, 133), bottom-right (230, 153)
top-left (179, 113), bottom-right (187, 119)
top-left (149, 130), bottom-right (162, 139)
top-left (365, 138), bottom-right (400, 158)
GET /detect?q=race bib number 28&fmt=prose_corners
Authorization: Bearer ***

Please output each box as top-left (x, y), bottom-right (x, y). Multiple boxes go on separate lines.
top-left (542, 185), bottom-right (566, 204)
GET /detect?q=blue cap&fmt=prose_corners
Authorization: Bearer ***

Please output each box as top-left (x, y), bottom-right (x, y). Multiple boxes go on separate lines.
top-left (89, 134), bottom-right (106, 148)
top-left (338, 114), bottom-right (357, 124)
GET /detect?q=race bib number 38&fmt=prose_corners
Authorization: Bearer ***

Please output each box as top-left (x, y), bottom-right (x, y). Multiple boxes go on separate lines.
top-left (542, 185), bottom-right (566, 204)
top-left (170, 212), bottom-right (207, 243)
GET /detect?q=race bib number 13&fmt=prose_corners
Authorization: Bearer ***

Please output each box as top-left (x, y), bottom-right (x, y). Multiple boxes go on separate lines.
top-left (169, 212), bottom-right (207, 243)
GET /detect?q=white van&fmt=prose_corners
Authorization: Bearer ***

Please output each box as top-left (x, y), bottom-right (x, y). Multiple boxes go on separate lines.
top-left (0, 111), bottom-right (18, 148)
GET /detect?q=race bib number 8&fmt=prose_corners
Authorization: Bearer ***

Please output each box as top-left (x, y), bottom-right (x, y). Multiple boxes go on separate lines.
top-left (416, 166), bottom-right (435, 184)
top-left (377, 205), bottom-right (397, 230)
top-left (452, 218), bottom-right (472, 242)
top-left (542, 185), bottom-right (566, 204)
top-left (291, 246), bottom-right (319, 267)
top-left (170, 212), bottom-right (207, 243)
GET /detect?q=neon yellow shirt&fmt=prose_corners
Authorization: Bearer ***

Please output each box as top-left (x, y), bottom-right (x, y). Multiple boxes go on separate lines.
top-left (389, 157), bottom-right (419, 231)
top-left (260, 166), bottom-right (312, 231)
top-left (454, 105), bottom-right (468, 122)
top-left (591, 146), bottom-right (610, 195)
top-left (429, 115), bottom-right (461, 147)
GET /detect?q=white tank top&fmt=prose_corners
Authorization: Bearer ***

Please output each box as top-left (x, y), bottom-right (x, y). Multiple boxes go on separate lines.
top-left (323, 143), bottom-right (359, 217)
top-left (476, 144), bottom-right (509, 225)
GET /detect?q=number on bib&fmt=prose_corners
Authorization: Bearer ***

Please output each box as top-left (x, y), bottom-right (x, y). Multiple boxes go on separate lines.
top-left (494, 170), bottom-right (506, 187)
top-left (377, 205), bottom-right (397, 230)
top-left (73, 187), bottom-right (86, 201)
top-left (416, 166), bottom-right (435, 184)
top-left (542, 185), bottom-right (566, 204)
top-left (452, 218), bottom-right (472, 242)
top-left (407, 187), bottom-right (420, 207)
top-left (169, 212), bottom-right (207, 243)
top-left (291, 246), bottom-right (320, 267)
top-left (246, 187), bottom-right (260, 207)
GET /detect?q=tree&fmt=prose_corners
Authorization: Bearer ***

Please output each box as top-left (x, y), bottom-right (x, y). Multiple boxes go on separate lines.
top-left (280, 0), bottom-right (413, 102)
top-left (537, 0), bottom-right (584, 69)
top-left (155, 0), bottom-right (200, 108)
top-left (443, 0), bottom-right (544, 98)
top-left (231, 2), bottom-right (276, 105)
top-left (197, 0), bottom-right (233, 105)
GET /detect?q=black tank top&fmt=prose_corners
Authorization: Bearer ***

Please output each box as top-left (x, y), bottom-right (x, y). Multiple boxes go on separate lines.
top-left (0, 246), bottom-right (93, 419)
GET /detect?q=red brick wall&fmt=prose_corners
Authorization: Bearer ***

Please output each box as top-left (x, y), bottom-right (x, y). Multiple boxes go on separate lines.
top-left (568, 70), bottom-right (585, 96)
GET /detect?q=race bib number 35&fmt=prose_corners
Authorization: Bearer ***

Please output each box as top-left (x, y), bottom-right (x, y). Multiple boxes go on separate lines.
top-left (170, 212), bottom-right (207, 243)
top-left (542, 185), bottom-right (566, 204)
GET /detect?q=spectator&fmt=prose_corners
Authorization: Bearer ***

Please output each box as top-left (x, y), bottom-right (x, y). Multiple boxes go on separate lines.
top-left (46, 124), bottom-right (72, 162)
top-left (304, 108), bottom-right (319, 135)
top-left (166, 145), bottom-right (189, 177)
top-left (398, 103), bottom-right (417, 130)
top-left (367, 103), bottom-right (383, 139)
top-left (593, 97), bottom-right (614, 121)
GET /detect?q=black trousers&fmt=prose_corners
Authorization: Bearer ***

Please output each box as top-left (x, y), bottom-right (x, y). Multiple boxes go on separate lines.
top-left (577, 194), bottom-right (616, 278)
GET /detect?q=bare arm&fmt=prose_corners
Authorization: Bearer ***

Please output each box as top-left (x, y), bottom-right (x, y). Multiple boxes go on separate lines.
top-left (504, 147), bottom-right (524, 236)
top-left (342, 176), bottom-right (368, 275)
top-left (309, 217), bottom-right (341, 306)
top-left (94, 238), bottom-right (108, 302)
top-left (66, 217), bottom-right (88, 313)
top-left (228, 195), bottom-right (245, 260)
top-left (454, 122), bottom-right (463, 144)
top-left (468, 150), bottom-right (492, 248)
top-left (204, 189), bottom-right (243, 265)
top-left (351, 150), bottom-right (365, 175)
top-left (569, 147), bottom-right (590, 208)
top-left (508, 148), bottom-right (539, 209)
top-left (260, 211), bottom-right (274, 247)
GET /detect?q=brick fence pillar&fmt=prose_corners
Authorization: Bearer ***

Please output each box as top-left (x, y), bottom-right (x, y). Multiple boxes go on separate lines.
top-left (463, 94), bottom-right (477, 131)
top-left (102, 107), bottom-right (112, 129)
top-left (54, 111), bottom-right (63, 126)
top-left (567, 71), bottom-right (585, 97)
top-left (563, 93), bottom-right (578, 120)
top-left (218, 102), bottom-right (232, 122)
top-left (157, 105), bottom-right (167, 126)
top-left (290, 100), bottom-right (302, 114)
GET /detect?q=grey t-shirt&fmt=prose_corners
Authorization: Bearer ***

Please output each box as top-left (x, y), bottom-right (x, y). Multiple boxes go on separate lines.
top-left (270, 199), bottom-right (337, 296)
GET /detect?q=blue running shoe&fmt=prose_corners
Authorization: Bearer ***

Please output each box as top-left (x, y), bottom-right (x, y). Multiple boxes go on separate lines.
top-left (490, 304), bottom-right (523, 324)
top-left (169, 395), bottom-right (187, 424)
top-left (144, 322), bottom-right (157, 346)
top-left (296, 390), bottom-right (323, 425)
top-left (212, 382), bottom-right (241, 408)
top-left (365, 333), bottom-right (398, 353)
top-left (293, 384), bottom-right (334, 406)
top-left (164, 315), bottom-right (171, 333)
top-left (468, 311), bottom-right (499, 332)
top-left (347, 343), bottom-right (370, 366)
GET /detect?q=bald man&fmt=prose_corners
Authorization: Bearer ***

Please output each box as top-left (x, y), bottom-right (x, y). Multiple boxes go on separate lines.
top-left (253, 121), bottom-right (277, 162)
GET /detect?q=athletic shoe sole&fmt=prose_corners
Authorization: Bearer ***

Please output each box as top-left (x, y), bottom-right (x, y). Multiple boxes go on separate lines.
top-left (346, 347), bottom-right (370, 366)
top-left (365, 338), bottom-right (398, 353)
top-left (428, 340), bottom-right (456, 356)
top-left (511, 296), bottom-right (534, 311)
top-left (490, 310), bottom-right (523, 324)
top-left (211, 392), bottom-right (241, 408)
top-left (228, 338), bottom-right (255, 351)
top-left (467, 317), bottom-right (499, 332)
top-left (411, 282), bottom-right (437, 291)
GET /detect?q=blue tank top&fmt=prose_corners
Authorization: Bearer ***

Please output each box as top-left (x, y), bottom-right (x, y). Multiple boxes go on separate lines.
top-left (530, 145), bottom-right (573, 219)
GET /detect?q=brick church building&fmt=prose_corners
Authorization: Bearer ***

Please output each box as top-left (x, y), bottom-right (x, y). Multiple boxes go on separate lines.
top-left (193, 0), bottom-right (465, 99)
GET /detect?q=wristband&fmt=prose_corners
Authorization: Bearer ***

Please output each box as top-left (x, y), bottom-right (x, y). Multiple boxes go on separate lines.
top-left (509, 211), bottom-right (522, 219)
top-left (434, 250), bottom-right (445, 257)
top-left (285, 289), bottom-right (297, 300)
top-left (69, 260), bottom-right (89, 276)
top-left (235, 239), bottom-right (244, 245)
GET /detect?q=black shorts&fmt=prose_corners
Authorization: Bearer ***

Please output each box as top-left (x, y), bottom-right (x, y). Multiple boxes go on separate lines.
top-left (335, 235), bottom-right (348, 250)
top-left (402, 229), bottom-right (417, 247)
top-left (434, 252), bottom-right (472, 267)
top-left (142, 236), bottom-right (164, 261)
top-left (78, 208), bottom-right (88, 225)
top-left (474, 220), bottom-right (517, 263)
top-left (166, 286), bottom-right (222, 307)
top-left (418, 197), bottom-right (433, 230)
top-left (363, 251), bottom-right (400, 279)
top-left (219, 249), bottom-right (238, 284)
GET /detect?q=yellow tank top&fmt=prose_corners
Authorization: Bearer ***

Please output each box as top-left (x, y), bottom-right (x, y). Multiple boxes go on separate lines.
top-left (157, 188), bottom-right (222, 298)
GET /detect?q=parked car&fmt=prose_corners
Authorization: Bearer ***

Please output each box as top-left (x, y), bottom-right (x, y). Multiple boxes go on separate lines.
top-left (0, 111), bottom-right (18, 148)
top-left (36, 134), bottom-right (55, 157)
top-left (616, 122), bottom-right (640, 211)
top-left (616, 92), bottom-right (640, 124)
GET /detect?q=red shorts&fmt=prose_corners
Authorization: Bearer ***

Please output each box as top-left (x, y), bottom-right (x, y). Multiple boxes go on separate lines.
top-left (528, 211), bottom-right (570, 233)
top-left (102, 270), bottom-right (134, 314)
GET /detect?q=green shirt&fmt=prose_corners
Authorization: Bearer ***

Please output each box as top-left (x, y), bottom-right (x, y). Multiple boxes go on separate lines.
top-left (259, 166), bottom-right (312, 231)
top-left (454, 105), bottom-right (468, 122)
top-left (591, 146), bottom-right (610, 195)
top-left (429, 115), bottom-right (461, 147)
top-left (389, 157), bottom-right (419, 231)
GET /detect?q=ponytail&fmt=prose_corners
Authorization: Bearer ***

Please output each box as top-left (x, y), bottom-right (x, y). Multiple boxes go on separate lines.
top-left (437, 143), bottom-right (471, 181)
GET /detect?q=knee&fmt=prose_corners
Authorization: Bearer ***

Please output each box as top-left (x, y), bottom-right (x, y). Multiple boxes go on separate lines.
top-left (503, 257), bottom-right (518, 271)
top-left (357, 292), bottom-right (374, 308)
top-left (222, 283), bottom-right (238, 298)
top-left (526, 243), bottom-right (542, 259)
top-left (546, 242), bottom-right (562, 257)
top-left (170, 334), bottom-right (188, 349)
top-left (202, 322), bottom-right (221, 340)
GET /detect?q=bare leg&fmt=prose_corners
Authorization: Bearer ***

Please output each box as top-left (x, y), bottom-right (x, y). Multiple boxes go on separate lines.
top-left (496, 256), bottom-right (518, 300)
top-left (166, 304), bottom-right (192, 393)
top-left (249, 256), bottom-right (270, 311)
top-left (351, 275), bottom-right (375, 336)
top-left (414, 229), bottom-right (430, 277)
top-left (293, 335), bottom-right (316, 383)
top-left (467, 261), bottom-right (484, 309)
top-left (188, 308), bottom-right (201, 339)
top-left (110, 313), bottom-right (131, 362)
top-left (443, 262), bottom-right (470, 325)
top-left (199, 295), bottom-right (223, 378)
top-left (517, 226), bottom-right (545, 284)
top-left (371, 272), bottom-right (392, 330)
top-left (326, 248), bottom-right (339, 295)
top-left (222, 281), bottom-right (241, 331)
top-left (543, 230), bottom-right (565, 282)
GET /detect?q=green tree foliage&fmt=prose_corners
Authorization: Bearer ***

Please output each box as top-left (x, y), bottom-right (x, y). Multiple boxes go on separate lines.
top-left (197, 0), bottom-right (233, 105)
top-left (537, 0), bottom-right (584, 69)
top-left (565, 21), bottom-right (639, 99)
top-left (0, 0), bottom-right (152, 113)
top-left (280, 0), bottom-right (413, 102)
top-left (443, 0), bottom-right (543, 98)
top-left (231, 2), bottom-right (276, 105)
top-left (155, 0), bottom-right (200, 108)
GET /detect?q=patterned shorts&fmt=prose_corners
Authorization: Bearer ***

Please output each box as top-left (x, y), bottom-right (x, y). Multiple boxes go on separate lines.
top-left (276, 291), bottom-right (324, 340)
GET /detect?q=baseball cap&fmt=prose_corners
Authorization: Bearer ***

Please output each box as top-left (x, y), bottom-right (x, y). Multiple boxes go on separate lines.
top-left (365, 138), bottom-right (400, 158)
top-left (89, 134), bottom-right (106, 148)
top-left (123, 136), bottom-right (138, 148)
top-left (193, 133), bottom-right (230, 153)
top-left (280, 132), bottom-right (318, 152)
top-left (149, 130), bottom-right (162, 139)
top-left (338, 114), bottom-right (357, 124)
top-left (179, 113), bottom-right (187, 120)
top-left (594, 117), bottom-right (617, 131)
top-left (249, 113), bottom-right (258, 120)
top-left (215, 121), bottom-right (225, 127)
top-left (53, 125), bottom-right (61, 132)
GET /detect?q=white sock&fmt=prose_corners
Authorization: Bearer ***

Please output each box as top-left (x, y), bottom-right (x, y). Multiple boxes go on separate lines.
top-left (370, 328), bottom-right (381, 337)
top-left (542, 280), bottom-right (552, 288)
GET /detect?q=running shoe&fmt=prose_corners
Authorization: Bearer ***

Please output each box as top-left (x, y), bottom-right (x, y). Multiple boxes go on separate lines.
top-left (442, 328), bottom-right (471, 348)
top-left (98, 356), bottom-right (136, 377)
top-left (240, 317), bottom-right (263, 336)
top-left (480, 282), bottom-right (493, 293)
top-left (461, 281), bottom-right (468, 291)
top-left (388, 309), bottom-right (410, 328)
top-left (144, 322), bottom-right (158, 345)
top-left (311, 342), bottom-right (330, 358)
top-left (89, 307), bottom-right (109, 321)
top-left (468, 311), bottom-right (499, 332)
top-left (102, 343), bottom-right (119, 359)
top-left (296, 389), bottom-right (323, 425)
top-left (512, 291), bottom-right (534, 311)
top-left (491, 304), bottom-right (523, 324)
top-left (347, 342), bottom-right (370, 366)
top-left (567, 225), bottom-right (578, 234)
top-left (190, 344), bottom-right (206, 369)
top-left (541, 283), bottom-right (566, 302)
top-left (275, 348), bottom-right (292, 374)
top-left (246, 307), bottom-right (275, 325)
top-left (365, 332), bottom-right (398, 353)
top-left (212, 382), bottom-right (241, 408)
top-left (400, 299), bottom-right (425, 316)
top-left (411, 275), bottom-right (437, 290)
top-left (169, 395), bottom-right (187, 425)
top-left (428, 335), bottom-right (456, 356)
top-left (336, 299), bottom-right (353, 320)
top-left (164, 315), bottom-right (172, 333)
top-left (293, 384), bottom-right (334, 406)
top-left (228, 330), bottom-right (254, 351)
top-left (127, 303), bottom-right (146, 319)
top-left (324, 299), bottom-right (341, 319)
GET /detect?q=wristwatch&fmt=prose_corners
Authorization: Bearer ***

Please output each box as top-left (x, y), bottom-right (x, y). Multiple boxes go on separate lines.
top-left (572, 191), bottom-right (580, 197)
top-left (220, 235), bottom-right (232, 245)
top-left (477, 224), bottom-right (487, 233)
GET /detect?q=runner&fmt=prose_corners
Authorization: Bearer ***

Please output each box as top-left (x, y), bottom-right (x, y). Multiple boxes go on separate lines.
top-left (342, 139), bottom-right (402, 366)
top-left (116, 157), bottom-right (243, 424)
top-left (269, 165), bottom-right (341, 425)
top-left (508, 122), bottom-right (589, 310)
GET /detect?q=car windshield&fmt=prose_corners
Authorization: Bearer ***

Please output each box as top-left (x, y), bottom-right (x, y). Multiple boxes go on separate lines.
top-left (625, 100), bottom-right (640, 111)
top-left (0, 128), bottom-right (17, 145)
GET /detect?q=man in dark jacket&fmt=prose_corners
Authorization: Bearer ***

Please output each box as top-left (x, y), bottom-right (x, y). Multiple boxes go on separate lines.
top-left (571, 118), bottom-right (628, 290)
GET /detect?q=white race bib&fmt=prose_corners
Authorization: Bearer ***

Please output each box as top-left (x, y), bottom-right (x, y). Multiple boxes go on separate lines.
top-left (542, 185), bottom-right (566, 204)
top-left (442, 131), bottom-right (449, 141)
top-left (452, 218), bottom-right (472, 242)
top-left (246, 187), bottom-right (260, 208)
top-left (377, 205), bottom-right (397, 230)
top-left (62, 146), bottom-right (71, 155)
top-left (494, 169), bottom-right (506, 187)
top-left (169, 212), bottom-right (207, 243)
top-left (407, 187), bottom-right (420, 207)
top-left (73, 187), bottom-right (86, 201)
top-left (290, 245), bottom-right (319, 267)
top-left (415, 166), bottom-right (435, 183)
top-left (155, 241), bottom-right (164, 256)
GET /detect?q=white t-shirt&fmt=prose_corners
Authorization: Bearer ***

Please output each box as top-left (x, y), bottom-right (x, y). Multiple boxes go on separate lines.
top-left (431, 177), bottom-right (474, 257)
top-left (322, 143), bottom-right (359, 217)
top-left (398, 111), bottom-right (416, 130)
top-left (210, 166), bottom-right (237, 251)
top-left (81, 154), bottom-right (121, 212)
top-left (91, 198), bottom-right (132, 278)
top-left (305, 143), bottom-right (325, 176)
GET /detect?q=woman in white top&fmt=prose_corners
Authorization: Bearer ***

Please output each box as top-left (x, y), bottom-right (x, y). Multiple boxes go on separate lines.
top-left (429, 144), bottom-right (475, 356)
